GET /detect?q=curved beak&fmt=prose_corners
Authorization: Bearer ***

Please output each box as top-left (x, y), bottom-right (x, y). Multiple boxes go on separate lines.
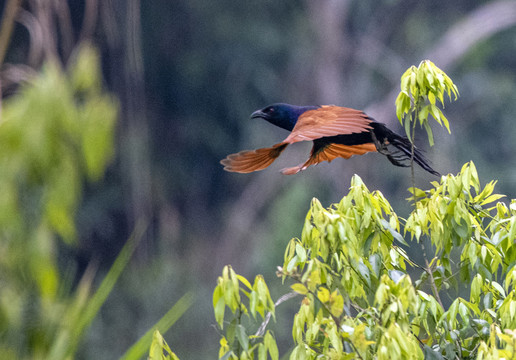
top-left (250, 109), bottom-right (266, 120)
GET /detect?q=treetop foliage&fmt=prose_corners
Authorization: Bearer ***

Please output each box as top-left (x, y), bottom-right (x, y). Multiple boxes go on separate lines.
top-left (212, 161), bottom-right (516, 359)
top-left (396, 60), bottom-right (459, 146)
top-left (201, 62), bottom-right (516, 359)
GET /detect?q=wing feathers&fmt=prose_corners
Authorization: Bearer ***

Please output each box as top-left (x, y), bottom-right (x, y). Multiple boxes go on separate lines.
top-left (220, 143), bottom-right (288, 173)
top-left (280, 143), bottom-right (377, 175)
top-left (221, 105), bottom-right (402, 175)
top-left (222, 104), bottom-right (438, 175)
top-left (285, 106), bottom-right (373, 144)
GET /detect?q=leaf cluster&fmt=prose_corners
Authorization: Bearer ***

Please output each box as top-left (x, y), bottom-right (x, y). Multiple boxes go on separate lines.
top-left (396, 60), bottom-right (459, 146)
top-left (148, 330), bottom-right (180, 360)
top-left (212, 162), bottom-right (516, 359)
top-left (202, 63), bottom-right (516, 360)
top-left (213, 265), bottom-right (279, 360)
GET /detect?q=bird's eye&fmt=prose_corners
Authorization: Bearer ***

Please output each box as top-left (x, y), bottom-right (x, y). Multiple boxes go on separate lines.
top-left (266, 107), bottom-right (274, 113)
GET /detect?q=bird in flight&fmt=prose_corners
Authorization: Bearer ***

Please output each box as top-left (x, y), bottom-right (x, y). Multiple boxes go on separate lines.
top-left (221, 103), bottom-right (439, 176)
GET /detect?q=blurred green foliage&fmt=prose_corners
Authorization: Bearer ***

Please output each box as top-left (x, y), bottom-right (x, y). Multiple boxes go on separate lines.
top-left (0, 43), bottom-right (117, 359)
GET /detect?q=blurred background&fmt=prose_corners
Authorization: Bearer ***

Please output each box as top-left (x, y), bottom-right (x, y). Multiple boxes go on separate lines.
top-left (1, 0), bottom-right (516, 358)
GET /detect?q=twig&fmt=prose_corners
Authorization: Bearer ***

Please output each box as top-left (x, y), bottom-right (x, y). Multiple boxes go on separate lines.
top-left (408, 92), bottom-right (445, 307)
top-left (254, 291), bottom-right (300, 337)
top-left (421, 242), bottom-right (444, 309)
top-left (409, 95), bottom-right (419, 205)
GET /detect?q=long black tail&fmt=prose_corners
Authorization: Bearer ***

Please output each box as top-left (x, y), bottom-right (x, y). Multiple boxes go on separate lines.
top-left (372, 123), bottom-right (440, 176)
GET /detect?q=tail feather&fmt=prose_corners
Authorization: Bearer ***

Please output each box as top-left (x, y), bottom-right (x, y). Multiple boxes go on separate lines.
top-left (387, 134), bottom-right (440, 176)
top-left (372, 124), bottom-right (439, 176)
top-left (220, 143), bottom-right (288, 173)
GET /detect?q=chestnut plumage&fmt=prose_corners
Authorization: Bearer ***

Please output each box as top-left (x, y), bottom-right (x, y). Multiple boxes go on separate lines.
top-left (221, 103), bottom-right (439, 176)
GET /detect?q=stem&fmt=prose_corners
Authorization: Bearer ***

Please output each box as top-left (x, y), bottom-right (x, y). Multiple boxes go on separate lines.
top-left (235, 305), bottom-right (243, 356)
top-left (410, 95), bottom-right (444, 307)
top-left (254, 291), bottom-right (300, 337)
top-left (420, 241), bottom-right (444, 309)
top-left (410, 101), bottom-right (418, 205)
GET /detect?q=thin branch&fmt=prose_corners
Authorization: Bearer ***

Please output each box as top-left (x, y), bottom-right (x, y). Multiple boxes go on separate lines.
top-left (410, 105), bottom-right (417, 204)
top-left (420, 242), bottom-right (445, 309)
top-left (254, 291), bottom-right (300, 337)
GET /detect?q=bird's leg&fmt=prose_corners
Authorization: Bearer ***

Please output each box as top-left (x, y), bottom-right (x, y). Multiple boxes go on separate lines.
top-left (370, 130), bottom-right (390, 155)
top-left (370, 130), bottom-right (410, 167)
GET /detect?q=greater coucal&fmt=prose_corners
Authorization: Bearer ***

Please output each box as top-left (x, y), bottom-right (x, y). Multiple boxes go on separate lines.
top-left (221, 103), bottom-right (439, 176)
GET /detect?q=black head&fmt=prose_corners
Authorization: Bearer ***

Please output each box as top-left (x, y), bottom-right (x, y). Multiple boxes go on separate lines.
top-left (250, 103), bottom-right (319, 131)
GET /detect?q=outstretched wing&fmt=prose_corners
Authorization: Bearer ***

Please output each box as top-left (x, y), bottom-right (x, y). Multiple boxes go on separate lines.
top-left (220, 143), bottom-right (288, 173)
top-left (284, 106), bottom-right (373, 144)
top-left (221, 105), bottom-right (376, 174)
top-left (281, 142), bottom-right (377, 175)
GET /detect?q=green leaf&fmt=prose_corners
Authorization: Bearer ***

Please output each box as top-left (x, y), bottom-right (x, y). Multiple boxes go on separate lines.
top-left (389, 270), bottom-right (405, 284)
top-left (80, 97), bottom-right (117, 181)
top-left (396, 92), bottom-right (411, 122)
top-left (215, 292), bottom-right (226, 328)
top-left (264, 331), bottom-right (279, 360)
top-left (236, 275), bottom-right (253, 291)
top-left (491, 281), bottom-right (506, 298)
top-left (423, 121), bottom-right (434, 147)
top-left (295, 243), bottom-right (307, 263)
top-left (423, 345), bottom-right (444, 360)
top-left (370, 253), bottom-right (382, 278)
top-left (458, 301), bottom-right (469, 321)
top-left (291, 283), bottom-right (308, 295)
top-left (428, 91), bottom-right (436, 105)
top-left (480, 194), bottom-right (505, 206)
top-left (404, 114), bottom-right (413, 142)
top-left (470, 274), bottom-right (482, 303)
top-left (236, 324), bottom-right (249, 351)
top-left (148, 330), bottom-right (180, 360)
top-left (219, 351), bottom-right (233, 360)
top-left (428, 104), bottom-right (442, 126)
top-left (381, 219), bottom-right (408, 246)
top-left (318, 287), bottom-right (330, 303)
top-left (258, 344), bottom-right (266, 360)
